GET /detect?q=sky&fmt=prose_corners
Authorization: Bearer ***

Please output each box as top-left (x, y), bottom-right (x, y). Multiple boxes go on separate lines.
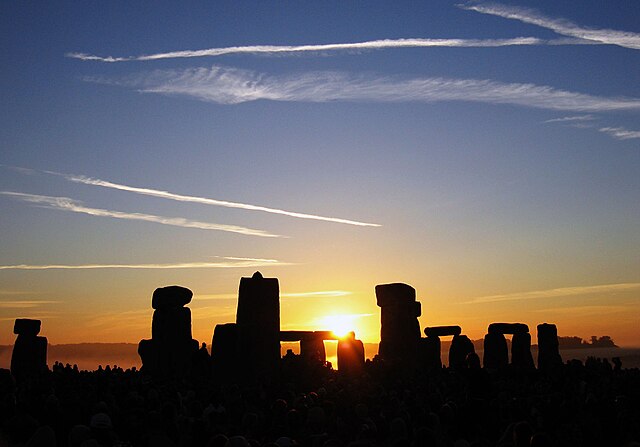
top-left (1, 1), bottom-right (639, 349)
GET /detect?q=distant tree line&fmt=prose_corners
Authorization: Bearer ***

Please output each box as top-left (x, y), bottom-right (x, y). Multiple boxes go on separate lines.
top-left (558, 335), bottom-right (618, 349)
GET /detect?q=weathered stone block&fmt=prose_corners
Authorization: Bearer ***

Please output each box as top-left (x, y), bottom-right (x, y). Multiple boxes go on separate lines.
top-left (337, 335), bottom-right (364, 375)
top-left (236, 272), bottom-right (281, 375)
top-left (424, 326), bottom-right (462, 337)
top-left (537, 323), bottom-right (562, 370)
top-left (152, 285), bottom-right (192, 310)
top-left (511, 332), bottom-right (535, 369)
top-left (375, 283), bottom-right (416, 307)
top-left (419, 336), bottom-right (442, 369)
top-left (449, 334), bottom-right (475, 369)
top-left (300, 336), bottom-right (326, 364)
top-left (11, 335), bottom-right (47, 380)
top-left (152, 307), bottom-right (192, 342)
top-left (13, 319), bottom-right (41, 336)
top-left (483, 332), bottom-right (508, 369)
top-left (488, 323), bottom-right (529, 335)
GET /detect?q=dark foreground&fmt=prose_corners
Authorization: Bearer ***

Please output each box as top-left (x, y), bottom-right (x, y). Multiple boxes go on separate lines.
top-left (1, 356), bottom-right (639, 447)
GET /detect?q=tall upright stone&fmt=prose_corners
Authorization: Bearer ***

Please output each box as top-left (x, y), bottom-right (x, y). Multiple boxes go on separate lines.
top-left (449, 334), bottom-right (475, 369)
top-left (483, 332), bottom-right (508, 369)
top-left (211, 323), bottom-right (239, 378)
top-left (337, 332), bottom-right (364, 375)
top-left (537, 323), bottom-right (562, 370)
top-left (511, 332), bottom-right (535, 370)
top-left (375, 283), bottom-right (421, 367)
top-left (11, 319), bottom-right (47, 381)
top-left (236, 271), bottom-right (280, 376)
top-left (138, 285), bottom-right (199, 378)
top-left (300, 335), bottom-right (327, 366)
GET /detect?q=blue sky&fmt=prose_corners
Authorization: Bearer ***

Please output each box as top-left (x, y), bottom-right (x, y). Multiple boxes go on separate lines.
top-left (1, 1), bottom-right (639, 347)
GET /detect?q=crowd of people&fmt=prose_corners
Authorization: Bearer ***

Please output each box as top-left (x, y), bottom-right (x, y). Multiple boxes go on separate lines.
top-left (0, 353), bottom-right (639, 447)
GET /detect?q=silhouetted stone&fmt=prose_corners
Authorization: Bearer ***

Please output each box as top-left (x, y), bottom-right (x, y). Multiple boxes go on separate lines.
top-left (483, 332), bottom-right (508, 369)
top-left (139, 285), bottom-right (198, 378)
top-left (300, 336), bottom-right (327, 365)
top-left (152, 307), bottom-right (192, 342)
top-left (236, 271), bottom-right (281, 376)
top-left (449, 334), bottom-right (475, 369)
top-left (419, 336), bottom-right (442, 369)
top-left (511, 332), bottom-right (535, 369)
top-left (10, 319), bottom-right (47, 381)
top-left (375, 283), bottom-right (421, 367)
top-left (424, 326), bottom-right (462, 337)
top-left (337, 332), bottom-right (364, 375)
top-left (537, 323), bottom-right (562, 370)
top-left (488, 323), bottom-right (529, 335)
top-left (152, 285), bottom-right (193, 310)
top-left (13, 319), bottom-right (41, 336)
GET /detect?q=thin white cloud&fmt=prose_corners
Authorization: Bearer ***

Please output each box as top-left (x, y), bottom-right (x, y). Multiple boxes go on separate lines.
top-left (0, 300), bottom-right (59, 308)
top-left (465, 282), bottom-right (640, 304)
top-left (102, 66), bottom-right (640, 112)
top-left (55, 173), bottom-right (381, 227)
top-left (543, 115), bottom-right (596, 123)
top-left (598, 126), bottom-right (640, 140)
top-left (0, 191), bottom-right (282, 238)
top-left (460, 3), bottom-right (640, 50)
top-left (0, 257), bottom-right (288, 270)
top-left (65, 37), bottom-right (594, 63)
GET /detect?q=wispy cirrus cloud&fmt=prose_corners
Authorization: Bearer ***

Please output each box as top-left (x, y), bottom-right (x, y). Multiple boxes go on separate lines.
top-left (53, 172), bottom-right (380, 227)
top-left (0, 300), bottom-right (59, 308)
top-left (99, 65), bottom-right (640, 112)
top-left (598, 126), bottom-right (640, 140)
top-left (464, 282), bottom-right (640, 304)
top-left (0, 191), bottom-right (282, 238)
top-left (0, 257), bottom-right (288, 271)
top-left (543, 114), bottom-right (596, 123)
top-left (460, 3), bottom-right (640, 50)
top-left (66, 36), bottom-right (593, 63)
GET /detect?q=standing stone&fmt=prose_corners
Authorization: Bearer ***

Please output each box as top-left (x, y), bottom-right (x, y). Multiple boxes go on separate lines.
top-left (138, 285), bottom-right (199, 378)
top-left (300, 336), bottom-right (327, 365)
top-left (337, 332), bottom-right (364, 375)
top-left (483, 332), bottom-right (508, 369)
top-left (419, 336), bottom-right (442, 370)
top-left (511, 332), bottom-right (535, 369)
top-left (375, 283), bottom-right (421, 367)
top-left (537, 323), bottom-right (562, 370)
top-left (449, 334), bottom-right (475, 369)
top-left (11, 319), bottom-right (47, 381)
top-left (211, 323), bottom-right (239, 378)
top-left (236, 271), bottom-right (281, 376)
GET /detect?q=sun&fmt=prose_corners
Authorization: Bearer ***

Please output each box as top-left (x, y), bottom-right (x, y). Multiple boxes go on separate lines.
top-left (319, 314), bottom-right (358, 339)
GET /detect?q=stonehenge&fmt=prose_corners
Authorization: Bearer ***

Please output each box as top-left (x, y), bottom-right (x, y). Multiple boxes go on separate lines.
top-left (11, 319), bottom-right (48, 381)
top-left (8, 274), bottom-right (566, 384)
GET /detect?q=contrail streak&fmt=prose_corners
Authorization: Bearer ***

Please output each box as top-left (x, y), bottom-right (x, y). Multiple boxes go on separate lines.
top-left (105, 65), bottom-right (640, 112)
top-left (59, 173), bottom-right (381, 227)
top-left (66, 37), bottom-right (590, 62)
top-left (0, 191), bottom-right (282, 238)
top-left (0, 257), bottom-right (288, 270)
top-left (460, 3), bottom-right (640, 50)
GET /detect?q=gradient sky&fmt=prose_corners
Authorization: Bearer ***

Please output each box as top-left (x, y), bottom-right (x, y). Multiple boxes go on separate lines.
top-left (1, 1), bottom-right (639, 348)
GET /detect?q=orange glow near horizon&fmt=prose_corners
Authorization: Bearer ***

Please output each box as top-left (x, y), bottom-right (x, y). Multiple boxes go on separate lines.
top-left (317, 314), bottom-right (362, 339)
